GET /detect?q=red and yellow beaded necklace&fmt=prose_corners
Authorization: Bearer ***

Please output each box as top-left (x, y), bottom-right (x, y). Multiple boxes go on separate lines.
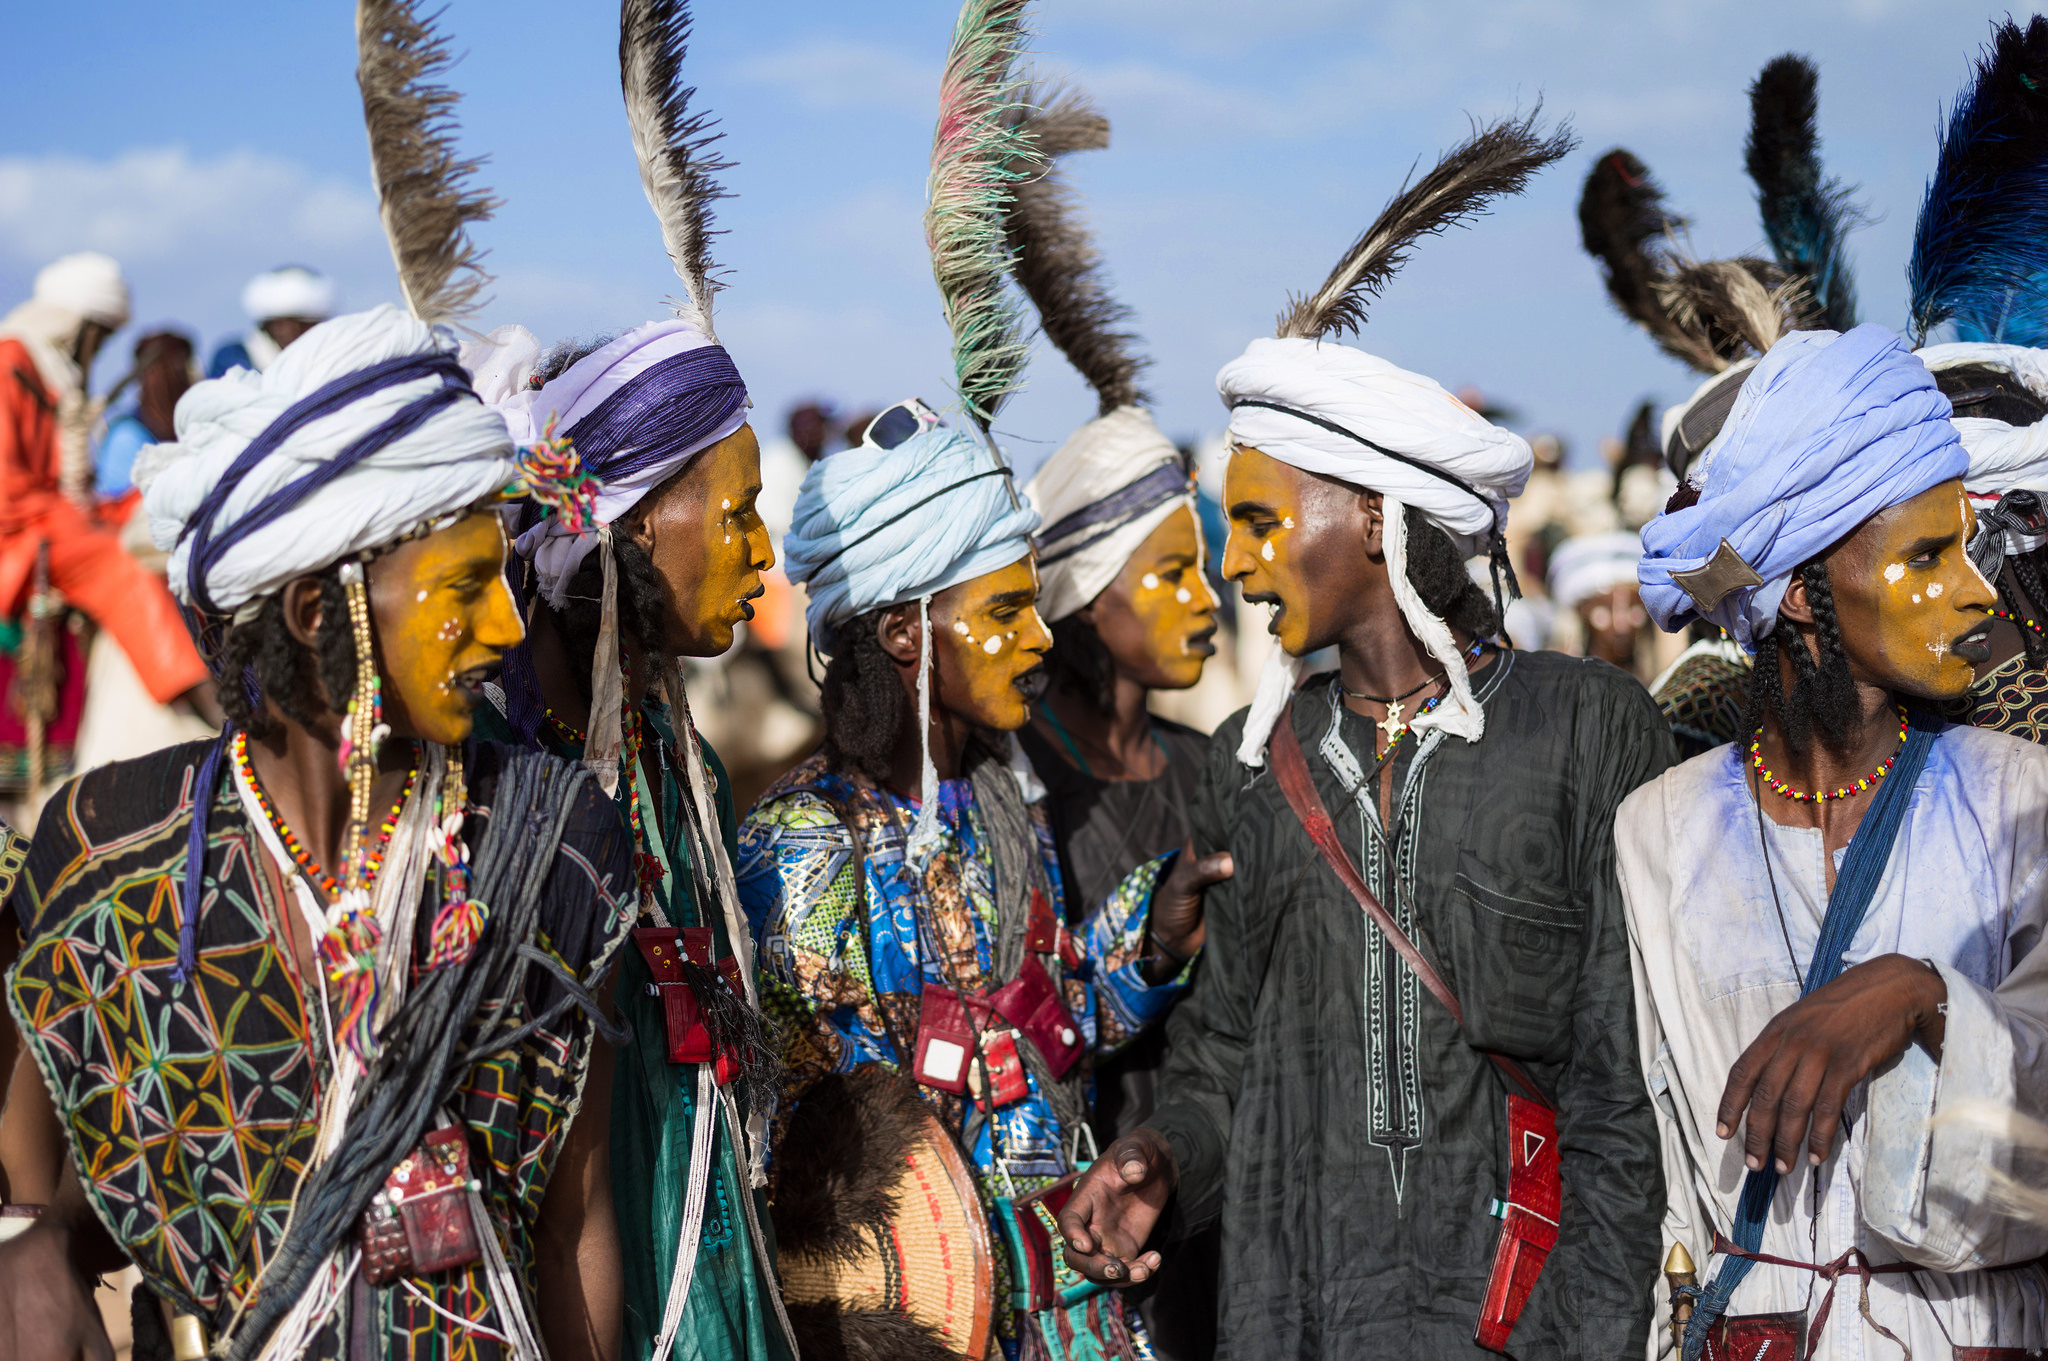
top-left (1749, 704), bottom-right (1909, 803)
top-left (232, 729), bottom-right (419, 898)
top-left (1988, 607), bottom-right (2045, 636)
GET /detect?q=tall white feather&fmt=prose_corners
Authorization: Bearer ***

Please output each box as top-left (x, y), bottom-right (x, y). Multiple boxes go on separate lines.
top-left (620, 0), bottom-right (730, 339)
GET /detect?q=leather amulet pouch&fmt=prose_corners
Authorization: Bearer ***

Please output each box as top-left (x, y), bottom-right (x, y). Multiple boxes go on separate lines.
top-left (359, 1128), bottom-right (483, 1286)
top-left (914, 982), bottom-right (975, 1094)
top-left (1475, 1093), bottom-right (1561, 1352)
top-left (634, 926), bottom-right (743, 1085)
top-left (1699, 1312), bottom-right (1805, 1361)
top-left (967, 1027), bottom-right (1031, 1110)
top-left (997, 1169), bottom-right (1106, 1313)
top-left (986, 963), bottom-right (1083, 1080)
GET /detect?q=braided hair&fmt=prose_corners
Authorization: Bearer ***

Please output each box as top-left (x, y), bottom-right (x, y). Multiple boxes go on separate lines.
top-left (2004, 549), bottom-right (2048, 666)
top-left (216, 566), bottom-right (355, 738)
top-left (1402, 503), bottom-right (1501, 640)
top-left (1043, 614), bottom-right (1118, 718)
top-left (547, 534), bottom-right (670, 704)
top-left (819, 608), bottom-right (904, 783)
top-left (1744, 558), bottom-right (1861, 753)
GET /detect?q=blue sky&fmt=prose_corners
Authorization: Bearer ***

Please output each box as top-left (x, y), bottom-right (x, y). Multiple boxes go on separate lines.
top-left (0, 1), bottom-right (2028, 476)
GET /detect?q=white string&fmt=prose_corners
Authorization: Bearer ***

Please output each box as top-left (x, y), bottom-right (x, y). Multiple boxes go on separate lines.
top-left (400, 1281), bottom-right (517, 1347)
top-left (652, 1064), bottom-right (720, 1359)
top-left (1380, 494), bottom-right (1483, 743)
top-left (906, 595), bottom-right (942, 866)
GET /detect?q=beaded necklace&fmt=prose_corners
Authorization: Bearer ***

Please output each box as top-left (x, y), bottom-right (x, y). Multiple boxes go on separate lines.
top-left (233, 729), bottom-right (417, 899)
top-left (1749, 704), bottom-right (1909, 802)
top-left (1988, 607), bottom-right (2045, 636)
top-left (618, 652), bottom-right (665, 909)
top-left (544, 706), bottom-right (587, 745)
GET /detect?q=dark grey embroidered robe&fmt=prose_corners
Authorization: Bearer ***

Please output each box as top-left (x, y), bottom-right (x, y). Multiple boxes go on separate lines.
top-left (1150, 649), bottom-right (1672, 1361)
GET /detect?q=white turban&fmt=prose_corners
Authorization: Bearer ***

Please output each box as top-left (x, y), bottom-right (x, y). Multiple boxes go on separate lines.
top-left (1024, 405), bottom-right (1193, 622)
top-left (1217, 336), bottom-right (1535, 761)
top-left (1547, 531), bottom-right (1644, 612)
top-left (1917, 343), bottom-right (2048, 516)
top-left (34, 252), bottom-right (130, 329)
top-left (241, 266), bottom-right (337, 324)
top-left (142, 304), bottom-right (519, 614)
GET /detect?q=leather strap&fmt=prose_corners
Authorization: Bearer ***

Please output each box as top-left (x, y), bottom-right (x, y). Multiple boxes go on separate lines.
top-left (1269, 703), bottom-right (1553, 1111)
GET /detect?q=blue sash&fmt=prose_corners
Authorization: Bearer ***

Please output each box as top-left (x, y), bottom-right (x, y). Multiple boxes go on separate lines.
top-left (1680, 710), bottom-right (1940, 1358)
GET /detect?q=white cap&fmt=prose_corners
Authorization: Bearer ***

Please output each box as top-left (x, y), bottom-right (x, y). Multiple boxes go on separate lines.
top-left (241, 266), bottom-right (336, 324)
top-left (34, 252), bottom-right (130, 329)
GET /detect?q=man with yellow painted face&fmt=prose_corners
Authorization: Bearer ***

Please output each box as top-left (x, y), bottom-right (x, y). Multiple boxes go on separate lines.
top-left (1057, 114), bottom-right (1673, 1361)
top-left (736, 400), bottom-right (1228, 1360)
top-left (1625, 324), bottom-right (2048, 1359)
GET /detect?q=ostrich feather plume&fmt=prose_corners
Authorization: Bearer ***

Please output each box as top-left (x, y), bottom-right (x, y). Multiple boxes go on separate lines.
top-left (1746, 54), bottom-right (1862, 332)
top-left (927, 0), bottom-right (1043, 435)
top-left (1579, 149), bottom-right (1729, 372)
top-left (1002, 84), bottom-right (1148, 415)
top-left (620, 0), bottom-right (732, 338)
top-left (1909, 16), bottom-right (2048, 347)
top-left (355, 0), bottom-right (498, 326)
top-left (1657, 258), bottom-right (1811, 361)
top-left (1276, 109), bottom-right (1575, 341)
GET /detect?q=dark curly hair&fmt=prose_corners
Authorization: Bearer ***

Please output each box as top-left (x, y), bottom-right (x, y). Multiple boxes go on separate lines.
top-left (1044, 614), bottom-right (1117, 717)
top-left (214, 567), bottom-right (356, 739)
top-left (1402, 503), bottom-right (1501, 641)
top-left (1744, 558), bottom-right (1860, 755)
top-left (818, 608), bottom-right (905, 783)
top-left (547, 534), bottom-right (670, 703)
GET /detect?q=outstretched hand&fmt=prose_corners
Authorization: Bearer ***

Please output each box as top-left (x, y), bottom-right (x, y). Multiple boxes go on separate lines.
top-left (1717, 952), bottom-right (1947, 1174)
top-left (1146, 843), bottom-right (1232, 983)
top-left (1056, 1128), bottom-right (1177, 1285)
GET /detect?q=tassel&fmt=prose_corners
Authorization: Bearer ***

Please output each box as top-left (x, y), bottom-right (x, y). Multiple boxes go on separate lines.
top-left (584, 532), bottom-right (626, 795)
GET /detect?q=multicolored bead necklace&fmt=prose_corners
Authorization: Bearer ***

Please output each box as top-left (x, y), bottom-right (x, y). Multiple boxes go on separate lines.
top-left (1749, 704), bottom-right (1909, 802)
top-left (233, 729), bottom-right (417, 899)
top-left (544, 706), bottom-right (588, 745)
top-left (1988, 607), bottom-right (2045, 636)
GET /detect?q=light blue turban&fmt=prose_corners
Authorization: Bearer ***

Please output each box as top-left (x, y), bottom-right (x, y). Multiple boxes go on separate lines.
top-left (1639, 324), bottom-right (1966, 651)
top-left (784, 414), bottom-right (1042, 651)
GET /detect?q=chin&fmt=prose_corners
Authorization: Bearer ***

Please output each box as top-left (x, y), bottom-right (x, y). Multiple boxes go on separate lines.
top-left (981, 694), bottom-right (1032, 732)
top-left (419, 709), bottom-right (476, 748)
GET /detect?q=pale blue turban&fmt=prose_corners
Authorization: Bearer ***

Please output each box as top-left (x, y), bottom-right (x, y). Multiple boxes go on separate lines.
top-left (1639, 324), bottom-right (1966, 651)
top-left (784, 415), bottom-right (1041, 651)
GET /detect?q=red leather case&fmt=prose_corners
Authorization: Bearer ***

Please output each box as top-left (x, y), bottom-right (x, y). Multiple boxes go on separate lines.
top-left (1474, 1093), bottom-right (1561, 1352)
top-left (359, 1128), bottom-right (482, 1286)
top-left (1700, 1312), bottom-right (1806, 1361)
top-left (987, 964), bottom-right (1083, 1079)
top-left (914, 982), bottom-right (975, 1094)
top-left (635, 926), bottom-right (743, 1084)
top-left (969, 1028), bottom-right (1031, 1110)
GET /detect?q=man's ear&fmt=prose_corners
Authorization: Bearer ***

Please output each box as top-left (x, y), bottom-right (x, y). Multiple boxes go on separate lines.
top-left (1361, 489), bottom-right (1386, 558)
top-left (1777, 570), bottom-right (1814, 626)
top-left (281, 577), bottom-right (326, 649)
top-left (617, 503), bottom-right (658, 555)
top-left (875, 603), bottom-right (921, 666)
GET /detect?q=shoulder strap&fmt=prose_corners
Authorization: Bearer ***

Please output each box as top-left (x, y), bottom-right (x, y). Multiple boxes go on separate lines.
top-left (1268, 703), bottom-right (1553, 1110)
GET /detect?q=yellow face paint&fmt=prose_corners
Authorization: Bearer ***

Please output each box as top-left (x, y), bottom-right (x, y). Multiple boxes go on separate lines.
top-left (929, 556), bottom-right (1051, 731)
top-left (1084, 504), bottom-right (1218, 691)
top-left (1827, 479), bottom-right (1996, 701)
top-left (622, 423), bottom-right (775, 658)
top-left (367, 510), bottom-right (524, 746)
top-left (1222, 444), bottom-right (1316, 655)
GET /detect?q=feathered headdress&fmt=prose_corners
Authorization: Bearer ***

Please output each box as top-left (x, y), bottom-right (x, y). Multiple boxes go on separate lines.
top-left (1277, 109), bottom-right (1575, 342)
top-left (1909, 16), bottom-right (2048, 347)
top-left (1746, 54), bottom-right (1862, 332)
top-left (621, 0), bottom-right (732, 338)
top-left (1579, 148), bottom-right (1810, 374)
top-left (927, 0), bottom-right (1044, 439)
top-left (1002, 84), bottom-right (1148, 415)
top-left (356, 0), bottom-right (499, 325)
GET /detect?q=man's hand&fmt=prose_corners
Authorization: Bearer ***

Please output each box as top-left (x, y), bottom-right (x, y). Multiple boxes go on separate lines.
top-left (1056, 1128), bottom-right (1177, 1285)
top-left (1144, 844), bottom-right (1232, 983)
top-left (1717, 952), bottom-right (1947, 1174)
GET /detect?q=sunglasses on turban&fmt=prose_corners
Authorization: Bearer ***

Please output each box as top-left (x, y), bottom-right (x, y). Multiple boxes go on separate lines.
top-left (858, 398), bottom-right (945, 452)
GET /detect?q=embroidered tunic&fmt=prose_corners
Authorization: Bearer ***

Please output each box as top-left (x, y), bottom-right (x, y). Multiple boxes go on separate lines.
top-left (1149, 651), bottom-right (1671, 1360)
top-left (1617, 724), bottom-right (2048, 1358)
top-left (735, 750), bottom-right (1181, 1358)
top-left (8, 739), bottom-right (633, 1360)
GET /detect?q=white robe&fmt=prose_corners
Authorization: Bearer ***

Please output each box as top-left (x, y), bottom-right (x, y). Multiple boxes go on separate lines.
top-left (1617, 724), bottom-right (2048, 1359)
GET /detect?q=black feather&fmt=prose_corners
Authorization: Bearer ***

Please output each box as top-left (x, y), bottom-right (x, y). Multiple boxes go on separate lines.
top-left (1909, 16), bottom-right (2048, 346)
top-left (1578, 148), bottom-right (1722, 371)
top-left (1746, 54), bottom-right (1862, 332)
top-left (1278, 108), bottom-right (1576, 340)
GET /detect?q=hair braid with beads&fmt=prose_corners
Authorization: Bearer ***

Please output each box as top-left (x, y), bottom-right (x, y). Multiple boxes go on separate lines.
top-left (1744, 558), bottom-right (1860, 754)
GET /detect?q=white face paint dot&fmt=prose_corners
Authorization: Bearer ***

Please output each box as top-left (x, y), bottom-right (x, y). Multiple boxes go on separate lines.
top-left (417, 590), bottom-right (430, 603)
top-left (982, 635), bottom-right (1003, 655)
top-left (1912, 594), bottom-right (1922, 605)
top-left (1884, 563), bottom-right (1905, 584)
top-left (1281, 516), bottom-right (1296, 530)
top-left (953, 620), bottom-right (970, 635)
top-left (1141, 573), bottom-right (1161, 591)
top-left (1261, 540), bottom-right (1276, 562)
top-left (1175, 588), bottom-right (1193, 604)
top-left (721, 498), bottom-right (731, 510)
top-left (1928, 582), bottom-right (1944, 598)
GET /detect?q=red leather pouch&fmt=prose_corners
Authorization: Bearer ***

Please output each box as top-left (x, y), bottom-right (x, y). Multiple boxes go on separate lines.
top-left (987, 964), bottom-right (1083, 1079)
top-left (1024, 887), bottom-right (1059, 954)
top-left (359, 1128), bottom-right (482, 1286)
top-left (969, 1028), bottom-right (1032, 1110)
top-left (1475, 1093), bottom-right (1561, 1352)
top-left (914, 983), bottom-right (975, 1094)
top-left (1700, 1312), bottom-right (1806, 1361)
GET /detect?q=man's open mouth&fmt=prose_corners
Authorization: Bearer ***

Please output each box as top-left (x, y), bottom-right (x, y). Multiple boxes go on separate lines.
top-left (1015, 663), bottom-right (1049, 702)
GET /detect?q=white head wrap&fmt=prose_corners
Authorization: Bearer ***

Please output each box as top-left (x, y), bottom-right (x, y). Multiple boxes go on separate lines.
top-left (0, 252), bottom-right (132, 399)
top-left (142, 304), bottom-right (519, 614)
top-left (242, 266), bottom-right (337, 324)
top-left (466, 320), bottom-right (749, 608)
top-left (1023, 406), bottom-right (1193, 621)
top-left (1547, 531), bottom-right (1644, 612)
top-left (1916, 343), bottom-right (2048, 558)
top-left (1216, 336), bottom-right (1534, 762)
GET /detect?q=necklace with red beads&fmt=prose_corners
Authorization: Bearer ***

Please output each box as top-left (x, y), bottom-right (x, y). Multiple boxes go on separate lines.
top-left (1749, 704), bottom-right (1908, 803)
top-left (544, 706), bottom-right (587, 745)
top-left (1988, 607), bottom-right (2045, 636)
top-left (233, 729), bottom-right (419, 898)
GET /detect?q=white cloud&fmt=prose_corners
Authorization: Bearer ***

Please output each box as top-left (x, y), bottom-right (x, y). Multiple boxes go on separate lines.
top-left (733, 41), bottom-right (936, 115)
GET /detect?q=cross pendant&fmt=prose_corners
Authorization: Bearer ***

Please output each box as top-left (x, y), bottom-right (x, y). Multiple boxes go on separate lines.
top-left (1377, 699), bottom-right (1406, 743)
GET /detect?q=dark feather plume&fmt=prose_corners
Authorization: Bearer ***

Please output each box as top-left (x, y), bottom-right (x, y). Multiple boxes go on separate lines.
top-left (769, 1069), bottom-right (928, 1266)
top-left (1746, 54), bottom-right (1862, 332)
top-left (621, 0), bottom-right (733, 337)
top-left (1578, 148), bottom-right (1723, 371)
top-left (1277, 108), bottom-right (1577, 340)
top-left (1002, 84), bottom-right (1149, 414)
top-left (355, 0), bottom-right (499, 325)
top-left (1910, 17), bottom-right (2048, 346)
top-left (1658, 257), bottom-right (1812, 360)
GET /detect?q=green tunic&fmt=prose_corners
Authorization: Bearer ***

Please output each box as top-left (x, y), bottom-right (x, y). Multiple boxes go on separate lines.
top-left (474, 700), bottom-right (793, 1361)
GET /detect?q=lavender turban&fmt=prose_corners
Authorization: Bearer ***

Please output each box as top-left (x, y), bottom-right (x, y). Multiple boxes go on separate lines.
top-left (1638, 324), bottom-right (1967, 650)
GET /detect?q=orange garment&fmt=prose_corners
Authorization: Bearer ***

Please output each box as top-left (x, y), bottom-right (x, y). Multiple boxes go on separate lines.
top-left (0, 339), bottom-right (207, 704)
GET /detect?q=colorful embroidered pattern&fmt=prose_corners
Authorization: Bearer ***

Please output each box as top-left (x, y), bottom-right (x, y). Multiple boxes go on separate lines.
top-left (1945, 651), bottom-right (2048, 745)
top-left (9, 740), bottom-right (633, 1360)
top-left (1654, 649), bottom-right (1752, 760)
